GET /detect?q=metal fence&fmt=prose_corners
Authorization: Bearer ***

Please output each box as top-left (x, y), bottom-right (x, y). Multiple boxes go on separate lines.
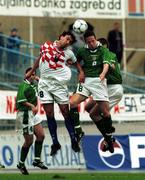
top-left (1, 33), bottom-right (145, 93)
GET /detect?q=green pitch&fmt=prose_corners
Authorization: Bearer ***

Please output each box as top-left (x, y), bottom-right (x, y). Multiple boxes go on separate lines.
top-left (0, 172), bottom-right (145, 180)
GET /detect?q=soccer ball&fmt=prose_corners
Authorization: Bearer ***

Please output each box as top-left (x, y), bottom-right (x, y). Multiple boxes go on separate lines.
top-left (73, 19), bottom-right (88, 34)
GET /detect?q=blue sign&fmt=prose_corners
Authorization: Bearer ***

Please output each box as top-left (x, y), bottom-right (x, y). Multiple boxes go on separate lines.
top-left (82, 134), bottom-right (145, 170)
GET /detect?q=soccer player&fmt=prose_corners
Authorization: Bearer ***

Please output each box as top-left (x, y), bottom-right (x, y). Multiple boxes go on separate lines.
top-left (71, 37), bottom-right (123, 152)
top-left (70, 30), bottom-right (114, 152)
top-left (25, 31), bottom-right (84, 156)
top-left (16, 67), bottom-right (48, 175)
top-left (85, 38), bottom-right (123, 152)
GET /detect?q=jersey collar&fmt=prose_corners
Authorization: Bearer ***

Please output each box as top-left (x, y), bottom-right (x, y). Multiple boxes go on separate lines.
top-left (24, 79), bottom-right (31, 84)
top-left (85, 41), bottom-right (101, 52)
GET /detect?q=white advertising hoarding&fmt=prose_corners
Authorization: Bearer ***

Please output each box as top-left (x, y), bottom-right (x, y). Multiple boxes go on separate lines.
top-left (0, 90), bottom-right (145, 121)
top-left (0, 0), bottom-right (126, 19)
top-left (0, 134), bottom-right (85, 169)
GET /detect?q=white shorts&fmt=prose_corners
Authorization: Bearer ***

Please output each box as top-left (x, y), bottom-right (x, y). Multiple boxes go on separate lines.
top-left (76, 77), bottom-right (109, 102)
top-left (38, 78), bottom-right (69, 104)
top-left (108, 84), bottom-right (123, 110)
top-left (15, 111), bottom-right (42, 135)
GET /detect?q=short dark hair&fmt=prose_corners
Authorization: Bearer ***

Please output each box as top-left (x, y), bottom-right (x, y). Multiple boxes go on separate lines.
top-left (25, 67), bottom-right (36, 75)
top-left (83, 30), bottom-right (96, 40)
top-left (59, 31), bottom-right (76, 44)
top-left (25, 67), bottom-right (32, 74)
top-left (11, 28), bottom-right (18, 32)
top-left (97, 38), bottom-right (109, 48)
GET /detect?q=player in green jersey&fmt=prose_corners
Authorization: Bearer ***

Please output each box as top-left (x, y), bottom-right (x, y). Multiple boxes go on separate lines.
top-left (70, 31), bottom-right (114, 152)
top-left (16, 67), bottom-right (48, 175)
top-left (71, 37), bottom-right (123, 152)
top-left (85, 38), bottom-right (123, 152)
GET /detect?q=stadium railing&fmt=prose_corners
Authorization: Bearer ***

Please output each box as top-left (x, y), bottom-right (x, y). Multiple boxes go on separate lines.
top-left (1, 33), bottom-right (145, 93)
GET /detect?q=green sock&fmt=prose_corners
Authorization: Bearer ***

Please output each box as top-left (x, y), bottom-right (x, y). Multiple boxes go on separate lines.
top-left (20, 146), bottom-right (30, 163)
top-left (34, 140), bottom-right (43, 161)
top-left (70, 107), bottom-right (83, 134)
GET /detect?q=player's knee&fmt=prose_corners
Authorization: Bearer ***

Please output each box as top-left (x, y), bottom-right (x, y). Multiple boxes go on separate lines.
top-left (46, 114), bottom-right (54, 119)
top-left (70, 99), bottom-right (78, 108)
top-left (36, 134), bottom-right (45, 142)
top-left (24, 139), bottom-right (33, 147)
top-left (62, 111), bottom-right (70, 119)
top-left (85, 100), bottom-right (95, 113)
top-left (103, 112), bottom-right (111, 119)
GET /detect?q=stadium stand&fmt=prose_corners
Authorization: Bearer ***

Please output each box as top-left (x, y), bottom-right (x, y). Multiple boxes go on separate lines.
top-left (1, 33), bottom-right (145, 130)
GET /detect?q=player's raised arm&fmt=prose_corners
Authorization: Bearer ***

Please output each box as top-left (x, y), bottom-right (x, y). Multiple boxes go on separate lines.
top-left (25, 55), bottom-right (40, 79)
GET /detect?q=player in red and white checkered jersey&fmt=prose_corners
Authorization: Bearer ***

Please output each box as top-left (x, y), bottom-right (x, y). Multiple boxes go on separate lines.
top-left (26, 31), bottom-right (85, 156)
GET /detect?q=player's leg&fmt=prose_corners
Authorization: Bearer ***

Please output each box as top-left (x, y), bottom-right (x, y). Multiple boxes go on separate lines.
top-left (108, 84), bottom-right (123, 110)
top-left (99, 101), bottom-right (113, 134)
top-left (33, 121), bottom-right (48, 169)
top-left (91, 84), bottom-right (123, 135)
top-left (70, 93), bottom-right (87, 142)
top-left (85, 98), bottom-right (107, 136)
top-left (17, 134), bottom-right (33, 175)
top-left (70, 83), bottom-right (90, 141)
top-left (59, 103), bottom-right (80, 153)
top-left (17, 111), bottom-right (34, 175)
top-left (89, 103), bottom-right (106, 137)
top-left (98, 101), bottom-right (115, 153)
top-left (38, 79), bottom-right (61, 156)
top-left (85, 97), bottom-right (96, 112)
top-left (102, 84), bottom-right (124, 134)
top-left (90, 78), bottom-right (114, 153)
top-left (43, 103), bottom-right (61, 156)
top-left (86, 98), bottom-right (115, 134)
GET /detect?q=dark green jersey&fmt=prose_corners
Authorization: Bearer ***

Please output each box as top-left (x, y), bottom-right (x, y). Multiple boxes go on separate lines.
top-left (16, 79), bottom-right (37, 111)
top-left (107, 51), bottom-right (122, 84)
top-left (76, 46), bottom-right (111, 77)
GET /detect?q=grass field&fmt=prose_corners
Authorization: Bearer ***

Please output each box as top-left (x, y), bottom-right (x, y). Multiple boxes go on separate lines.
top-left (0, 172), bottom-right (145, 180)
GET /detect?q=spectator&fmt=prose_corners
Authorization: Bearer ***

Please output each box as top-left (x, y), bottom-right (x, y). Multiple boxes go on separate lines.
top-left (6, 28), bottom-right (21, 72)
top-left (0, 23), bottom-right (4, 69)
top-left (107, 22), bottom-right (123, 64)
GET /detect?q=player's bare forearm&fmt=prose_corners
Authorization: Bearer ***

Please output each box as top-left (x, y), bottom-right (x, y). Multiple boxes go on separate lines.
top-left (74, 62), bottom-right (85, 82)
top-left (99, 63), bottom-right (109, 81)
top-left (25, 56), bottom-right (40, 78)
top-left (23, 102), bottom-right (38, 114)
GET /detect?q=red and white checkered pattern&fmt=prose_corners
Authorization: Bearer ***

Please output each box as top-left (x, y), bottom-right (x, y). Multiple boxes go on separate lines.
top-left (40, 41), bottom-right (65, 69)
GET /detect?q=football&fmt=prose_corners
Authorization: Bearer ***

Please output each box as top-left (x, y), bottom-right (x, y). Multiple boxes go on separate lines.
top-left (73, 19), bottom-right (88, 34)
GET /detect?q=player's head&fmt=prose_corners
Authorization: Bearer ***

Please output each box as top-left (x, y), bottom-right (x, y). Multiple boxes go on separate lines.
top-left (58, 31), bottom-right (76, 48)
top-left (97, 38), bottom-right (109, 48)
top-left (83, 30), bottom-right (97, 50)
top-left (25, 67), bottom-right (36, 81)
